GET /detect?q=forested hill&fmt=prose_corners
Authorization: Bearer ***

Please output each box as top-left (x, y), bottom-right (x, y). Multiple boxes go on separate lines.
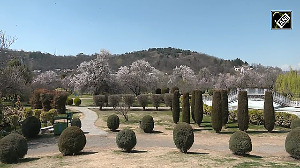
top-left (108, 48), bottom-right (247, 74)
top-left (0, 47), bottom-right (248, 74)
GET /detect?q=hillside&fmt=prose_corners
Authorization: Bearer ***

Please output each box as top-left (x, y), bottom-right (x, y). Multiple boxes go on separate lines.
top-left (0, 48), bottom-right (248, 74)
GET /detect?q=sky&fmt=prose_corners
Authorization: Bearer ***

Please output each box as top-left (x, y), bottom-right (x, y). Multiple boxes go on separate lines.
top-left (1, 0), bottom-right (299, 70)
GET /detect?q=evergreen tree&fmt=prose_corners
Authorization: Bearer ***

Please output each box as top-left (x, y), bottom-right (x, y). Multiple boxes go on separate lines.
top-left (172, 90), bottom-right (180, 124)
top-left (264, 91), bottom-right (275, 132)
top-left (182, 92), bottom-right (190, 124)
top-left (212, 90), bottom-right (222, 133)
top-left (194, 90), bottom-right (203, 126)
top-left (237, 91), bottom-right (249, 131)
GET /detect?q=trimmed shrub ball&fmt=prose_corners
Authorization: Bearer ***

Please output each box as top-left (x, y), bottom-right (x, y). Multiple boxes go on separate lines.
top-left (22, 116), bottom-right (41, 138)
top-left (173, 122), bottom-right (194, 153)
top-left (107, 114), bottom-right (119, 131)
top-left (291, 118), bottom-right (300, 129)
top-left (229, 131), bottom-right (252, 155)
top-left (58, 126), bottom-right (86, 156)
top-left (71, 118), bottom-right (82, 128)
top-left (285, 127), bottom-right (300, 159)
top-left (116, 129), bottom-right (136, 152)
top-left (66, 97), bottom-right (73, 105)
top-left (140, 115), bottom-right (154, 133)
top-left (0, 133), bottom-right (28, 163)
top-left (74, 97), bottom-right (81, 106)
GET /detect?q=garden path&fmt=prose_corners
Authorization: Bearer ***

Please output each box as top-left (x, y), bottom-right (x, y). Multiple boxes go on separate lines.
top-left (67, 106), bottom-right (108, 136)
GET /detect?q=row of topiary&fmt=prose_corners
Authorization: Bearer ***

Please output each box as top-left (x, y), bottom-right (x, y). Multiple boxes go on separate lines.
top-left (30, 89), bottom-right (69, 113)
top-left (106, 114), bottom-right (154, 133)
top-left (93, 93), bottom-right (174, 111)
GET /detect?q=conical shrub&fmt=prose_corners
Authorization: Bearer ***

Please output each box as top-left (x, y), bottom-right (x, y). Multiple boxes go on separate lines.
top-left (182, 92), bottom-right (190, 124)
top-left (172, 90), bottom-right (180, 124)
top-left (237, 91), bottom-right (249, 131)
top-left (194, 90), bottom-right (203, 126)
top-left (264, 91), bottom-right (275, 132)
top-left (212, 90), bottom-right (222, 133)
top-left (221, 90), bottom-right (229, 126)
top-left (191, 90), bottom-right (196, 123)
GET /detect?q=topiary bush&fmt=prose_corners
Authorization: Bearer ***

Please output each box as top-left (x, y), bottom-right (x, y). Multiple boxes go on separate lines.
top-left (137, 94), bottom-right (148, 111)
top-left (229, 131), bottom-right (252, 155)
top-left (123, 94), bottom-right (135, 109)
top-left (155, 88), bottom-right (161, 94)
top-left (191, 90), bottom-right (196, 123)
top-left (116, 129), bottom-right (137, 152)
top-left (0, 133), bottom-right (28, 163)
top-left (172, 90), bottom-right (180, 124)
top-left (107, 114), bottom-right (119, 131)
top-left (74, 97), bottom-right (81, 106)
top-left (54, 91), bottom-right (69, 114)
top-left (40, 109), bottom-right (57, 125)
top-left (164, 93), bottom-right (173, 110)
top-left (161, 88), bottom-right (169, 94)
top-left (237, 91), bottom-right (249, 131)
top-left (41, 91), bottom-right (55, 111)
top-left (22, 116), bottom-right (41, 138)
top-left (151, 94), bottom-right (161, 111)
top-left (58, 126), bottom-right (86, 156)
top-left (71, 118), bottom-right (82, 128)
top-left (212, 90), bottom-right (222, 133)
top-left (264, 91), bottom-right (275, 132)
top-left (108, 95), bottom-right (121, 110)
top-left (285, 127), bottom-right (300, 159)
top-left (194, 90), bottom-right (203, 126)
top-left (29, 89), bottom-right (43, 109)
top-left (182, 92), bottom-right (190, 124)
top-left (291, 118), bottom-right (300, 129)
top-left (221, 90), bottom-right (229, 126)
top-left (66, 97), bottom-right (73, 105)
top-left (93, 95), bottom-right (106, 110)
top-left (140, 115), bottom-right (154, 133)
top-left (173, 122), bottom-right (194, 153)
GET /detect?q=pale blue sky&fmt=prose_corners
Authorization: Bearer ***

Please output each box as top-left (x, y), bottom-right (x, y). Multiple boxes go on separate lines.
top-left (1, 0), bottom-right (299, 70)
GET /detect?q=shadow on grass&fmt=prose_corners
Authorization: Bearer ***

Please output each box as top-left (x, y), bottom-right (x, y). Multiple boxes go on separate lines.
top-left (128, 150), bottom-right (148, 153)
top-left (186, 151), bottom-right (209, 155)
top-left (193, 128), bottom-right (213, 132)
top-left (78, 151), bottom-right (98, 156)
top-left (151, 130), bottom-right (163, 134)
top-left (19, 157), bottom-right (40, 163)
top-left (244, 154), bottom-right (263, 159)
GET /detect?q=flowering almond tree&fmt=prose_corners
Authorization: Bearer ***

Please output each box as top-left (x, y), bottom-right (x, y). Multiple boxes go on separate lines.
top-left (116, 60), bottom-right (159, 95)
top-left (168, 65), bottom-right (197, 92)
top-left (32, 70), bottom-right (61, 90)
top-left (68, 51), bottom-right (112, 94)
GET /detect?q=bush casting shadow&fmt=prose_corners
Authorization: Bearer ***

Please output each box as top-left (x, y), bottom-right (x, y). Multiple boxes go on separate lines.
top-left (78, 151), bottom-right (98, 156)
top-left (123, 150), bottom-right (147, 153)
top-left (18, 157), bottom-right (40, 163)
top-left (186, 152), bottom-right (209, 155)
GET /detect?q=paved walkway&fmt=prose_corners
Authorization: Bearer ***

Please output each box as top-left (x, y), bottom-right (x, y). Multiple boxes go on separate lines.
top-left (67, 106), bottom-right (107, 136)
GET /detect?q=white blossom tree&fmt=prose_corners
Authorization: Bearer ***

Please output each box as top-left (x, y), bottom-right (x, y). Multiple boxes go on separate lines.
top-left (168, 65), bottom-right (197, 92)
top-left (32, 70), bottom-right (61, 90)
top-left (68, 50), bottom-right (112, 94)
top-left (116, 59), bottom-right (159, 95)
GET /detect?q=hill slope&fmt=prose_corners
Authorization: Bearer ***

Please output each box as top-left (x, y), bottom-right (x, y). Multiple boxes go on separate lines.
top-left (0, 48), bottom-right (247, 74)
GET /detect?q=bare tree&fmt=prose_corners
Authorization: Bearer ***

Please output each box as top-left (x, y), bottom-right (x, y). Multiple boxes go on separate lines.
top-left (0, 30), bottom-right (17, 50)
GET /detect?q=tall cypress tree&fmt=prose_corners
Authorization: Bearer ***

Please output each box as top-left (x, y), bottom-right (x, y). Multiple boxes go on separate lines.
top-left (172, 90), bottom-right (180, 124)
top-left (182, 92), bottom-right (190, 124)
top-left (237, 91), bottom-right (249, 131)
top-left (264, 91), bottom-right (275, 132)
top-left (194, 90), bottom-right (203, 126)
top-left (212, 90), bottom-right (222, 133)
top-left (191, 90), bottom-right (196, 123)
top-left (221, 90), bottom-right (229, 126)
